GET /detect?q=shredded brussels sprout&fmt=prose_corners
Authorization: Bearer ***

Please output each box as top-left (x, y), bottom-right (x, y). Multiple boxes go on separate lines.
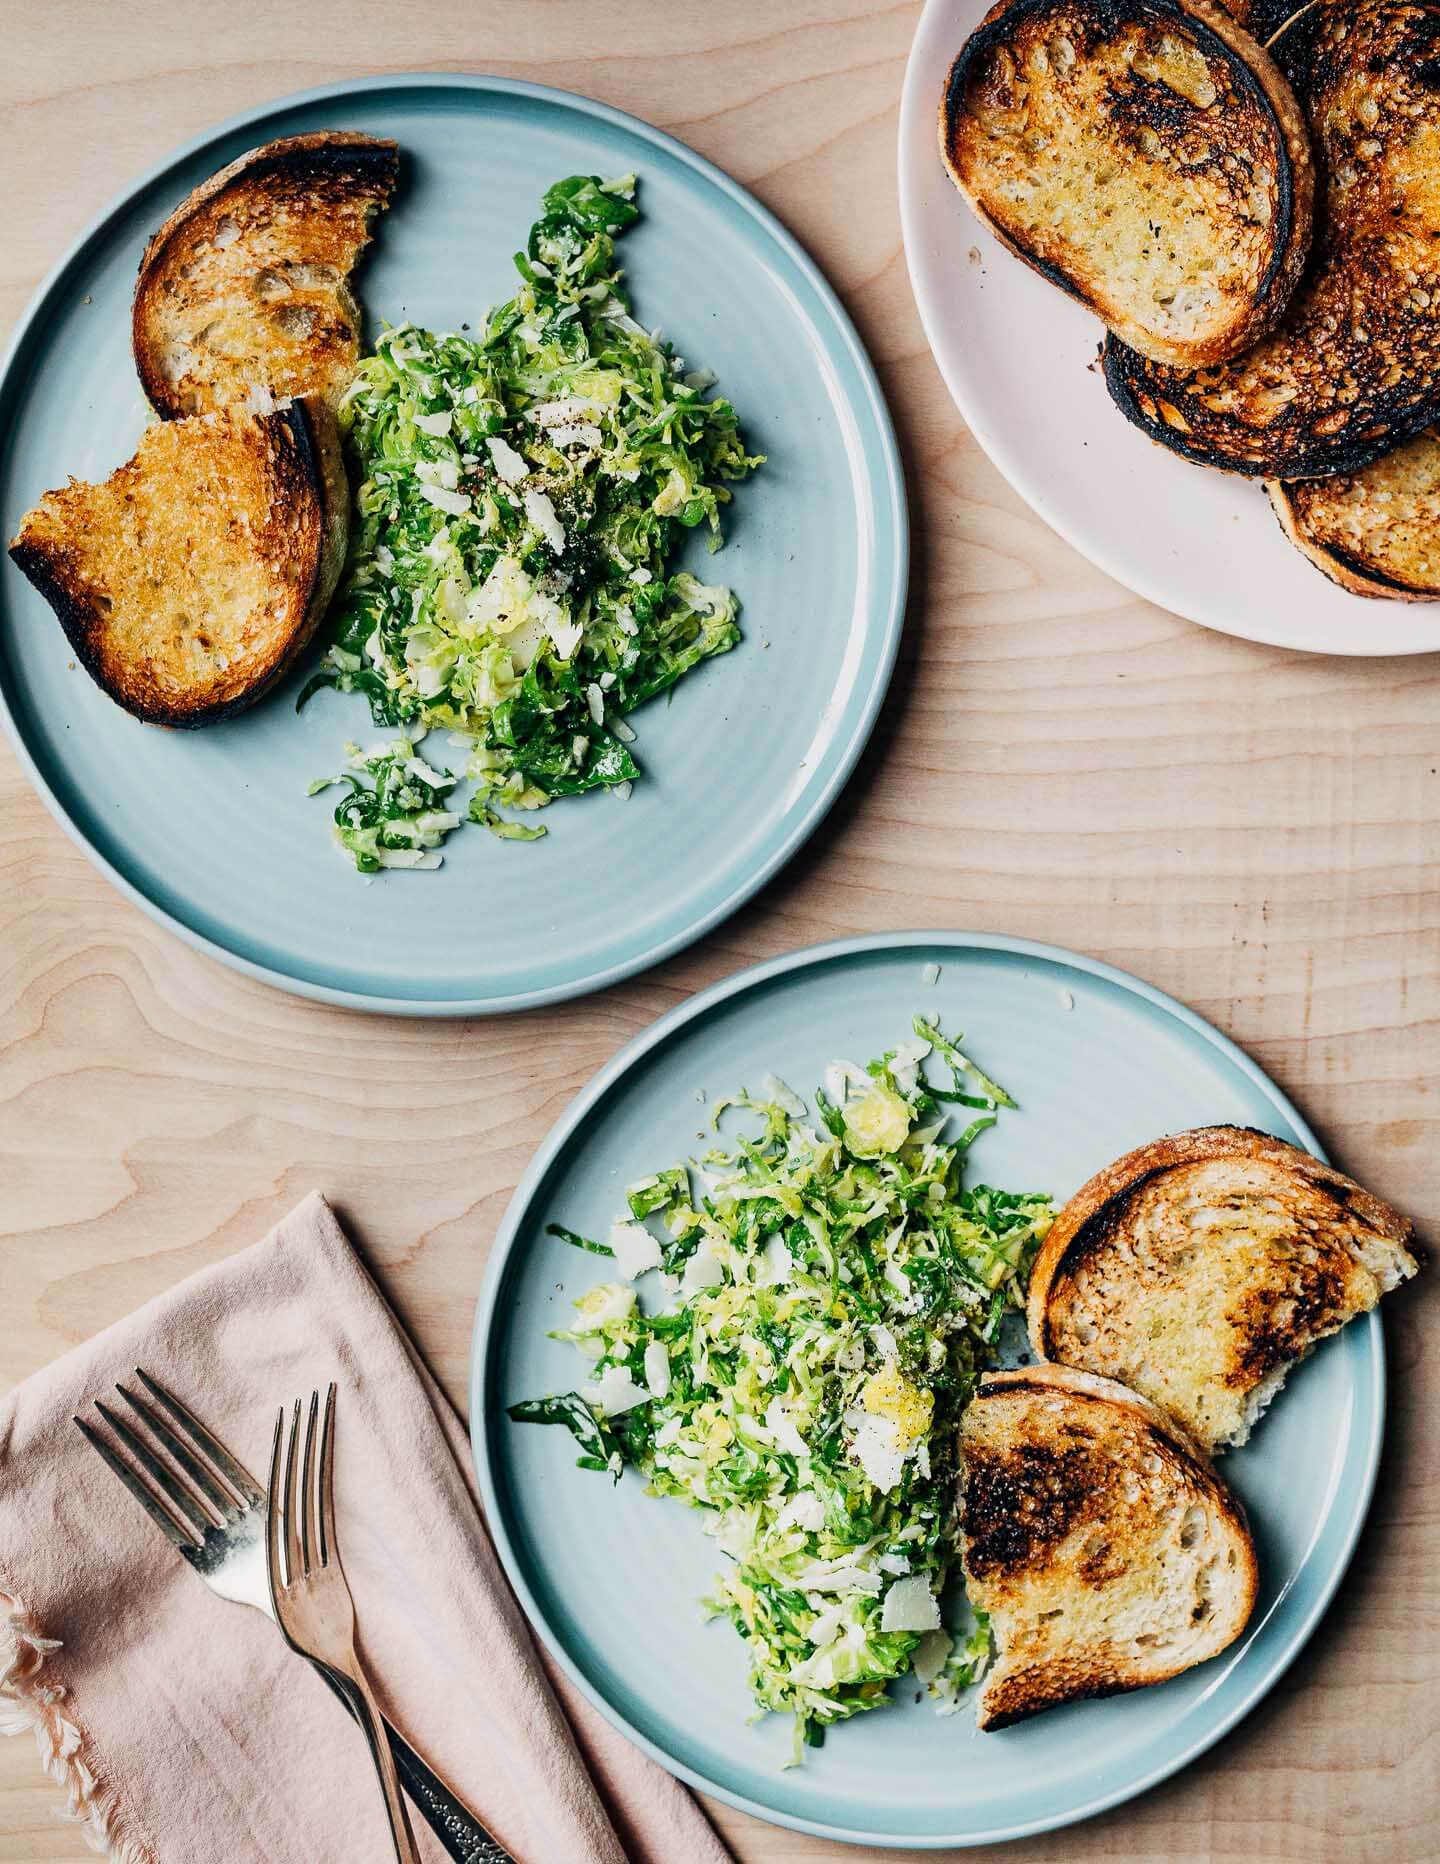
top-left (511, 1017), bottom-right (1053, 1761)
top-left (305, 172), bottom-right (763, 867)
top-left (307, 740), bottom-right (461, 872)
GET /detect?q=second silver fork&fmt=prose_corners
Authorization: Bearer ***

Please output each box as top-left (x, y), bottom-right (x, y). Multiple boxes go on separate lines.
top-left (268, 1387), bottom-right (419, 1864)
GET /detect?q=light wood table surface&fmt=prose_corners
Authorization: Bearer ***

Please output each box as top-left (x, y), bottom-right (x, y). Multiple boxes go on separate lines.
top-left (2, 3), bottom-right (1436, 1860)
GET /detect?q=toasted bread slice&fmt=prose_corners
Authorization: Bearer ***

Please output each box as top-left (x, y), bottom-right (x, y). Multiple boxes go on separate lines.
top-left (1028, 1126), bottom-right (1420, 1453)
top-left (939, 0), bottom-right (1314, 367)
top-left (959, 1364), bottom-right (1257, 1729)
top-left (133, 131), bottom-right (398, 418)
top-left (8, 397), bottom-right (346, 727)
top-left (1267, 427), bottom-right (1440, 598)
top-left (1106, 1), bottom-right (1440, 476)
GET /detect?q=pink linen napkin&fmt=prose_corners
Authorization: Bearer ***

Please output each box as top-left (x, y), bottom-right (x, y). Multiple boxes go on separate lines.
top-left (0, 1193), bottom-right (729, 1864)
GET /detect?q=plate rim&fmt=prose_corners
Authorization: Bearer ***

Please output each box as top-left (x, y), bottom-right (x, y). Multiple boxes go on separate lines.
top-left (469, 928), bottom-right (1385, 1848)
top-left (0, 72), bottom-right (908, 1017)
top-left (895, 0), bottom-right (1440, 659)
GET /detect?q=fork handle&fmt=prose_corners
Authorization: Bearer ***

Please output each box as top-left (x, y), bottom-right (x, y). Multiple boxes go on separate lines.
top-left (339, 1665), bottom-right (422, 1864)
top-left (314, 1666), bottom-right (513, 1863)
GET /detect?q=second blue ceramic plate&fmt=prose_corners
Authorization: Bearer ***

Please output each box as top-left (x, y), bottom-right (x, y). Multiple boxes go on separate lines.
top-left (0, 77), bottom-right (905, 1013)
top-left (472, 932), bottom-right (1383, 1847)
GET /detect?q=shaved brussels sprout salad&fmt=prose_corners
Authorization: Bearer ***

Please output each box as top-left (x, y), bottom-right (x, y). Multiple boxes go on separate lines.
top-left (510, 1018), bottom-right (1053, 1761)
top-left (304, 172), bottom-right (763, 871)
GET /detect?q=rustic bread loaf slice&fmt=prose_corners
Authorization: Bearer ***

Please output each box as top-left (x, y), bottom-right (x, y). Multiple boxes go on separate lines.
top-left (133, 130), bottom-right (398, 418)
top-left (1106, 0), bottom-right (1440, 476)
top-left (1267, 428), bottom-right (1440, 597)
top-left (1027, 1126), bottom-right (1419, 1453)
top-left (939, 0), bottom-right (1314, 366)
top-left (959, 1364), bottom-right (1257, 1729)
top-left (8, 397), bottom-right (346, 726)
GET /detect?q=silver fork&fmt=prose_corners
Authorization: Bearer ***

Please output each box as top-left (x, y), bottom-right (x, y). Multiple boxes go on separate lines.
top-left (268, 1388), bottom-right (418, 1864)
top-left (76, 1369), bottom-right (511, 1863)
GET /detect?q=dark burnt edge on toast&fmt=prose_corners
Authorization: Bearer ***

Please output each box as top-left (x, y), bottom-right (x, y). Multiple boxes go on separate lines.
top-left (7, 398), bottom-right (337, 730)
top-left (1028, 1123), bottom-right (1418, 1361)
top-left (1101, 330), bottom-right (1440, 480)
top-left (941, 0), bottom-right (1308, 335)
top-left (960, 1366), bottom-right (1257, 1728)
top-left (132, 131), bottom-right (401, 420)
top-left (1266, 474), bottom-right (1440, 598)
top-left (1104, 0), bottom-right (1440, 479)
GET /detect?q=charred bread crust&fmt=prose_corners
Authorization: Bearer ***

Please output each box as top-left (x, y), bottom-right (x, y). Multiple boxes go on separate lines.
top-left (1265, 432), bottom-right (1440, 597)
top-left (1265, 477), bottom-right (1440, 598)
top-left (133, 131), bottom-right (399, 419)
top-left (961, 1364), bottom-right (1259, 1727)
top-left (7, 396), bottom-right (344, 728)
top-left (1106, 1), bottom-right (1440, 477)
top-left (1026, 1124), bottom-right (1417, 1359)
top-left (939, 0), bottom-right (1314, 366)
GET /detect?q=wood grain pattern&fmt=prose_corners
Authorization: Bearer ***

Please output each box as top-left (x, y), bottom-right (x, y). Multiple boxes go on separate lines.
top-left (1, 2), bottom-right (1436, 1859)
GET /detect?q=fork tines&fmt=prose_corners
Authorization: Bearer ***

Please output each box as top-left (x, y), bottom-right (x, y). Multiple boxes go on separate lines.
top-left (74, 1367), bottom-right (259, 1548)
top-left (269, 1384), bottom-right (337, 1588)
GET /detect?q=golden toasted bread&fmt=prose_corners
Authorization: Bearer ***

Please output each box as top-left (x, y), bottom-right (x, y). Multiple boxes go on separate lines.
top-left (1027, 1126), bottom-right (1419, 1453)
top-left (1106, 1), bottom-right (1440, 476)
top-left (939, 0), bottom-right (1314, 367)
top-left (8, 397), bottom-right (346, 727)
top-left (959, 1364), bottom-right (1257, 1729)
top-left (133, 131), bottom-right (398, 418)
top-left (1267, 428), bottom-right (1440, 598)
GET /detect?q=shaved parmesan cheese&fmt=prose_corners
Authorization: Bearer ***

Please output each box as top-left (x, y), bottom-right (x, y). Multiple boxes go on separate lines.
top-left (880, 1575), bottom-right (940, 1634)
top-left (851, 1413), bottom-right (905, 1494)
top-left (644, 1341), bottom-right (671, 1398)
top-left (547, 612), bottom-right (584, 661)
top-left (764, 1398), bottom-right (808, 1460)
top-left (888, 1038), bottom-right (931, 1097)
top-left (487, 435), bottom-right (529, 484)
top-left (528, 395), bottom-right (605, 425)
top-left (911, 1628), bottom-right (952, 1684)
top-left (416, 482), bottom-right (472, 517)
top-left (758, 1234), bottom-right (792, 1287)
top-left (548, 422), bottom-right (604, 450)
top-left (523, 487), bottom-right (565, 554)
top-left (823, 1059), bottom-right (871, 1105)
top-left (582, 1366), bottom-right (649, 1416)
top-left (797, 1562), bottom-right (883, 1597)
top-left (679, 1242), bottom-right (722, 1296)
top-left (607, 1220), bottom-right (662, 1279)
top-left (372, 847), bottom-right (443, 870)
top-left (415, 457), bottom-right (460, 490)
top-left (777, 1489), bottom-right (825, 1534)
top-left (759, 1073), bottom-right (807, 1118)
top-left (413, 410), bottom-right (452, 435)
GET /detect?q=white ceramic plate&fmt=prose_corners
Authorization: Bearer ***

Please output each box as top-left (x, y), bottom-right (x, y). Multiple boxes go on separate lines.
top-left (897, 0), bottom-right (1440, 657)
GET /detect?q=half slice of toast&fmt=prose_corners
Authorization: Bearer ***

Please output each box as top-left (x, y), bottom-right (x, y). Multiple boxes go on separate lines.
top-left (959, 1364), bottom-right (1257, 1729)
top-left (1027, 1126), bottom-right (1419, 1452)
top-left (8, 397), bottom-right (347, 727)
top-left (133, 131), bottom-right (398, 418)
top-left (939, 0), bottom-right (1313, 366)
top-left (1267, 428), bottom-right (1440, 598)
top-left (1106, 1), bottom-right (1440, 476)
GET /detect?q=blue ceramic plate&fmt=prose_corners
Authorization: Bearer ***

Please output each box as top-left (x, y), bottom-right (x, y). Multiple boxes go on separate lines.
top-left (472, 932), bottom-right (1383, 1848)
top-left (0, 78), bottom-right (905, 1014)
